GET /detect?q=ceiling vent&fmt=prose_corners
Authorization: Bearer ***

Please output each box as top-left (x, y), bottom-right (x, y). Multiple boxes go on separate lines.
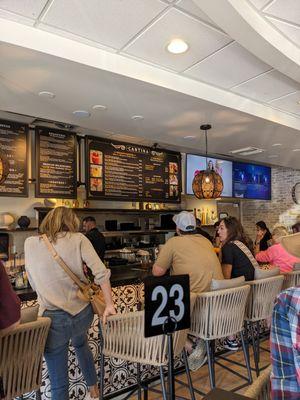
top-left (229, 146), bottom-right (265, 156)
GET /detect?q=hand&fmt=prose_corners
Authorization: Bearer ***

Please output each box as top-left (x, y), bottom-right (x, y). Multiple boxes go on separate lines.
top-left (255, 231), bottom-right (264, 243)
top-left (102, 304), bottom-right (116, 324)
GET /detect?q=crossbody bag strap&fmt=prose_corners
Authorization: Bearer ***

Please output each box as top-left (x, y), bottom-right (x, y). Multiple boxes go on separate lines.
top-left (41, 234), bottom-right (85, 290)
top-left (232, 240), bottom-right (260, 269)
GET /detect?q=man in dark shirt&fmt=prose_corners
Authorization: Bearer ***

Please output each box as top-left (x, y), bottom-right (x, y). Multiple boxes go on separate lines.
top-left (195, 218), bottom-right (213, 242)
top-left (82, 216), bottom-right (106, 260)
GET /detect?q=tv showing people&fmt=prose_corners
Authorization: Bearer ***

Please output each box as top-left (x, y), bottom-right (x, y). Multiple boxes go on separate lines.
top-left (186, 154), bottom-right (233, 197)
top-left (233, 162), bottom-right (271, 200)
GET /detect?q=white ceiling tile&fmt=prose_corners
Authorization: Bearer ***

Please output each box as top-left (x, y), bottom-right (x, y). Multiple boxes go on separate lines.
top-left (247, 0), bottom-right (272, 10)
top-left (266, 16), bottom-right (300, 47)
top-left (40, 0), bottom-right (167, 50)
top-left (185, 42), bottom-right (271, 89)
top-left (232, 70), bottom-right (300, 102)
top-left (123, 8), bottom-right (232, 72)
top-left (264, 0), bottom-right (300, 26)
top-left (0, 8), bottom-right (35, 26)
top-left (0, 0), bottom-right (47, 19)
top-left (175, 0), bottom-right (221, 29)
top-left (269, 91), bottom-right (300, 116)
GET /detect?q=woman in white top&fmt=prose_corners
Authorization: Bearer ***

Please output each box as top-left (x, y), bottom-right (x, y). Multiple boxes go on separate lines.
top-left (25, 207), bottom-right (115, 400)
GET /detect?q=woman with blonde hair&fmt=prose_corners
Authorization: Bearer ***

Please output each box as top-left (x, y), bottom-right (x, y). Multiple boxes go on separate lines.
top-left (25, 207), bottom-right (115, 400)
top-left (255, 225), bottom-right (300, 273)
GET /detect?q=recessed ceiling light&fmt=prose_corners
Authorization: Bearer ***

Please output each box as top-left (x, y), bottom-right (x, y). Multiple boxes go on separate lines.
top-left (297, 100), bottom-right (300, 105)
top-left (272, 143), bottom-right (282, 147)
top-left (167, 38), bottom-right (189, 54)
top-left (38, 91), bottom-right (55, 99)
top-left (229, 146), bottom-right (264, 156)
top-left (292, 148), bottom-right (300, 152)
top-left (184, 135), bottom-right (196, 139)
top-left (92, 105), bottom-right (107, 111)
top-left (268, 155), bottom-right (279, 158)
top-left (72, 110), bottom-right (90, 118)
top-left (131, 115), bottom-right (144, 121)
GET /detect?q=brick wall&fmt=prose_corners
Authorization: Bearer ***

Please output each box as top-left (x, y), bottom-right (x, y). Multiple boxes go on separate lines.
top-left (241, 166), bottom-right (300, 241)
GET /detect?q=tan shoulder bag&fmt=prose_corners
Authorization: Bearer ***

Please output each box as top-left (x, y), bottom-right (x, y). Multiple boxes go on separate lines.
top-left (41, 234), bottom-right (106, 317)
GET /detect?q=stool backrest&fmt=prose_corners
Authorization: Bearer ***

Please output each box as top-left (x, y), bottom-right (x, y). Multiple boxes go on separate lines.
top-left (190, 285), bottom-right (250, 340)
top-left (245, 275), bottom-right (284, 322)
top-left (0, 317), bottom-right (51, 400)
top-left (282, 270), bottom-right (300, 290)
top-left (102, 310), bottom-right (188, 366)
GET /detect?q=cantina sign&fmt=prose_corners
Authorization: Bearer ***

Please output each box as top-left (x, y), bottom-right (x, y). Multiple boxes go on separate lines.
top-left (86, 136), bottom-right (182, 203)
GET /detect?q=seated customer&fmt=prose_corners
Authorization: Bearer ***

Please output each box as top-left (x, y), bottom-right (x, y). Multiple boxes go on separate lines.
top-left (195, 218), bottom-right (213, 242)
top-left (153, 211), bottom-right (223, 293)
top-left (0, 261), bottom-right (21, 335)
top-left (255, 220), bottom-right (272, 251)
top-left (83, 216), bottom-right (106, 260)
top-left (255, 226), bottom-right (300, 273)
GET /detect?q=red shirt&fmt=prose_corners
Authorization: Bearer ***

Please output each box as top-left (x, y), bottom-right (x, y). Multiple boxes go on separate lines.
top-left (0, 261), bottom-right (21, 330)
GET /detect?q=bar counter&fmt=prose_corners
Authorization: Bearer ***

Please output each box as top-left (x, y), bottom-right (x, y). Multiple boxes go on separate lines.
top-left (17, 263), bottom-right (153, 400)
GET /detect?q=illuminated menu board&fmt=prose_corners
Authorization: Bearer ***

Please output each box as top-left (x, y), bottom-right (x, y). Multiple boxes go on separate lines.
top-left (35, 127), bottom-right (77, 198)
top-left (86, 136), bottom-right (181, 203)
top-left (0, 119), bottom-right (28, 197)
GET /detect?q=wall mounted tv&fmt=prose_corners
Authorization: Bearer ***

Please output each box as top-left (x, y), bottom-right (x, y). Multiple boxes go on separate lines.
top-left (186, 154), bottom-right (233, 197)
top-left (232, 162), bottom-right (271, 200)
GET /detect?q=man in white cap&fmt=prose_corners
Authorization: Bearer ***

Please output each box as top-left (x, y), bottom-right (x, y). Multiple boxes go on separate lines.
top-left (152, 211), bottom-right (223, 293)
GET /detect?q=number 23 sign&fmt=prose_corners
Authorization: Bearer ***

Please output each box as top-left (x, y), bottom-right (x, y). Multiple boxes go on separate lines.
top-left (144, 275), bottom-right (190, 338)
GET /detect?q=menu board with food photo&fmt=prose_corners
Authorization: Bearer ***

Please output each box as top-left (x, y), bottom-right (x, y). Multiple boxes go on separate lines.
top-left (86, 136), bottom-right (181, 203)
top-left (0, 120), bottom-right (28, 197)
top-left (35, 127), bottom-right (77, 199)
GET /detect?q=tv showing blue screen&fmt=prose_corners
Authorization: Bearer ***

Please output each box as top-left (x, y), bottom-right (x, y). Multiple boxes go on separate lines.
top-left (233, 162), bottom-right (271, 200)
top-left (186, 154), bottom-right (233, 197)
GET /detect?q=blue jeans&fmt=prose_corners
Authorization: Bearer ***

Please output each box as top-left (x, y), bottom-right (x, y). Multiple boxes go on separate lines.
top-left (43, 304), bottom-right (97, 400)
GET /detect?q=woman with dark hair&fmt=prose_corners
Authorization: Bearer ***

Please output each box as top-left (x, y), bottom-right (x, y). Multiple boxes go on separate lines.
top-left (292, 222), bottom-right (300, 234)
top-left (255, 221), bottom-right (272, 251)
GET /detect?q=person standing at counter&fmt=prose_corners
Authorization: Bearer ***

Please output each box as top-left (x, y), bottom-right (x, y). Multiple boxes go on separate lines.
top-left (255, 220), bottom-right (272, 251)
top-left (25, 207), bottom-right (116, 400)
top-left (83, 216), bottom-right (106, 260)
top-left (152, 211), bottom-right (223, 293)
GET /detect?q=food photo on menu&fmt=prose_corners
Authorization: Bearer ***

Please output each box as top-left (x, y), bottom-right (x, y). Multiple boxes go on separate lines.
top-left (169, 174), bottom-right (178, 185)
top-left (169, 184), bottom-right (179, 197)
top-left (90, 165), bottom-right (103, 178)
top-left (90, 178), bottom-right (103, 192)
top-left (90, 149), bottom-right (103, 165)
top-left (169, 161), bottom-right (178, 174)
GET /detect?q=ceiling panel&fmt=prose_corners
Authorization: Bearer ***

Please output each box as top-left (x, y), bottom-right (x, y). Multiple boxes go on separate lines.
top-left (264, 0), bottom-right (300, 26)
top-left (247, 0), bottom-right (273, 10)
top-left (39, 0), bottom-right (167, 50)
top-left (175, 0), bottom-right (221, 29)
top-left (123, 8), bottom-right (232, 72)
top-left (0, 0), bottom-right (47, 19)
top-left (232, 70), bottom-right (300, 102)
top-left (185, 41), bottom-right (271, 89)
top-left (269, 91), bottom-right (300, 116)
top-left (266, 17), bottom-right (300, 47)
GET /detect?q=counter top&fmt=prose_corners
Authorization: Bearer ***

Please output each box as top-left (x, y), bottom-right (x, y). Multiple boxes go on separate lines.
top-left (15, 263), bottom-right (152, 302)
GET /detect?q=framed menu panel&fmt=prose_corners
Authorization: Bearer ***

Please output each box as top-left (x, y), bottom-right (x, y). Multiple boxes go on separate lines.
top-left (0, 119), bottom-right (28, 197)
top-left (86, 136), bottom-right (181, 203)
top-left (35, 127), bottom-right (77, 199)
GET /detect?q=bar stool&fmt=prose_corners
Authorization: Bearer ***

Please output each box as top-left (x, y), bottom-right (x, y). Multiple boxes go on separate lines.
top-left (244, 365), bottom-right (271, 400)
top-left (100, 310), bottom-right (195, 400)
top-left (189, 285), bottom-right (252, 390)
top-left (282, 269), bottom-right (300, 290)
top-left (245, 275), bottom-right (284, 376)
top-left (0, 317), bottom-right (51, 400)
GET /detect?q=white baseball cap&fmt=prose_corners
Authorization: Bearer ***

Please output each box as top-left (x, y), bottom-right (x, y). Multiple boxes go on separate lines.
top-left (173, 211), bottom-right (196, 232)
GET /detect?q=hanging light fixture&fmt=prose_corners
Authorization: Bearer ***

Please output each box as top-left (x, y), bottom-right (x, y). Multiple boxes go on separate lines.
top-left (192, 124), bottom-right (224, 199)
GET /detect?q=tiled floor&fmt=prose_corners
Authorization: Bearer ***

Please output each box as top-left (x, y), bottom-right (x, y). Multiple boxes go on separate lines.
top-left (128, 341), bottom-right (271, 399)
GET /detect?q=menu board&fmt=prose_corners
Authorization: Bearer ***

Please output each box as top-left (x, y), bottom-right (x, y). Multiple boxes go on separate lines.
top-left (86, 136), bottom-right (181, 202)
top-left (0, 119), bottom-right (28, 197)
top-left (35, 127), bottom-right (77, 198)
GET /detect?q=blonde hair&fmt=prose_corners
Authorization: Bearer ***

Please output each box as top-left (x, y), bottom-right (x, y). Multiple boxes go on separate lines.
top-left (40, 206), bottom-right (80, 242)
top-left (272, 225), bottom-right (289, 243)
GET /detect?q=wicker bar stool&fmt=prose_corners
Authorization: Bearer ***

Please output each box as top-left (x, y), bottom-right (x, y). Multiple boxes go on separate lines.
top-left (0, 317), bottom-right (51, 400)
top-left (100, 310), bottom-right (195, 400)
top-left (189, 285), bottom-right (252, 391)
top-left (282, 270), bottom-right (300, 290)
top-left (244, 275), bottom-right (284, 376)
top-left (244, 365), bottom-right (271, 400)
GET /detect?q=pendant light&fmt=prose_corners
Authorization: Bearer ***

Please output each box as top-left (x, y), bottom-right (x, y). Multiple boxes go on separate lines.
top-left (192, 124), bottom-right (224, 199)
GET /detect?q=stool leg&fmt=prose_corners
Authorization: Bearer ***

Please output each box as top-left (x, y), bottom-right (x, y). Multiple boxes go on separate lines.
top-left (99, 352), bottom-right (105, 400)
top-left (205, 340), bottom-right (215, 389)
top-left (159, 366), bottom-right (168, 400)
top-left (250, 322), bottom-right (259, 377)
top-left (36, 389), bottom-right (42, 400)
top-left (137, 362), bottom-right (142, 400)
top-left (256, 321), bottom-right (261, 365)
top-left (240, 331), bottom-right (253, 384)
top-left (182, 350), bottom-right (195, 400)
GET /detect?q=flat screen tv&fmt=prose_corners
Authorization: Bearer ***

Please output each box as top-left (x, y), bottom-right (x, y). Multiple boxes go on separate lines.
top-left (186, 154), bottom-right (233, 197)
top-left (233, 162), bottom-right (271, 200)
